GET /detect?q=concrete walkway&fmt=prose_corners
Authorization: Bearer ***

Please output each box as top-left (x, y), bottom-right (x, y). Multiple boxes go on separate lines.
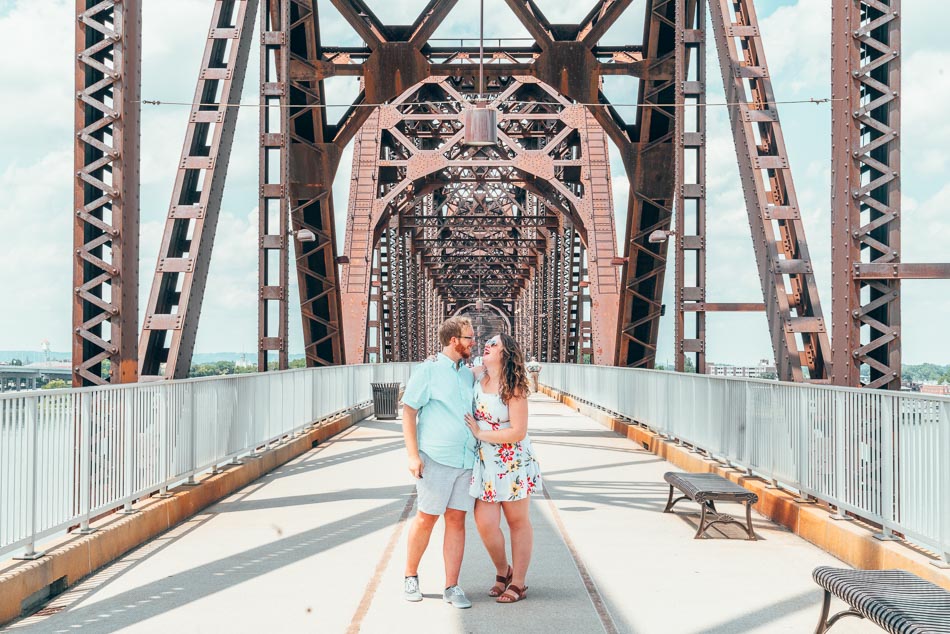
top-left (5, 395), bottom-right (876, 633)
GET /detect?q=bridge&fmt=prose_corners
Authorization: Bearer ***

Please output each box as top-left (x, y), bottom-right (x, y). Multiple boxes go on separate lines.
top-left (0, 364), bottom-right (72, 393)
top-left (3, 0), bottom-right (950, 630)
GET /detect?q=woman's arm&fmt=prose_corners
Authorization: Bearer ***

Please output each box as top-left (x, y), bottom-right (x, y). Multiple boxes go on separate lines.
top-left (465, 394), bottom-right (528, 443)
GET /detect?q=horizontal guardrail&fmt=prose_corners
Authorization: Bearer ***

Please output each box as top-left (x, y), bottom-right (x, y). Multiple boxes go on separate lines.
top-left (540, 364), bottom-right (950, 566)
top-left (0, 363), bottom-right (413, 560)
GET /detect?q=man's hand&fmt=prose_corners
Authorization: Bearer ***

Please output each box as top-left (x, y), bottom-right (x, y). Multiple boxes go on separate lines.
top-left (464, 413), bottom-right (483, 440)
top-left (408, 454), bottom-right (424, 479)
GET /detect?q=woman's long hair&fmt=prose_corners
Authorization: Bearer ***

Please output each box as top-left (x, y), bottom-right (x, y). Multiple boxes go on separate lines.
top-left (497, 332), bottom-right (530, 405)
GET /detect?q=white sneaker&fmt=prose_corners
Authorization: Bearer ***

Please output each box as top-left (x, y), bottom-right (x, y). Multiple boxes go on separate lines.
top-left (443, 585), bottom-right (472, 609)
top-left (403, 575), bottom-right (422, 602)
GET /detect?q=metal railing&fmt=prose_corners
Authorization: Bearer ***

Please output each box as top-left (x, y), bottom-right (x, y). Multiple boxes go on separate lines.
top-left (0, 363), bottom-right (413, 560)
top-left (541, 364), bottom-right (950, 565)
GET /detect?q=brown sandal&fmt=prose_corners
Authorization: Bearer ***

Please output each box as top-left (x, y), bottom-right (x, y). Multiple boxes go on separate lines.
top-left (488, 566), bottom-right (513, 597)
top-left (496, 583), bottom-right (528, 603)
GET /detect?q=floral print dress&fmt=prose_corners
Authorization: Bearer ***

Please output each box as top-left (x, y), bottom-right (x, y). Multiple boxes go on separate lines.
top-left (469, 380), bottom-right (542, 503)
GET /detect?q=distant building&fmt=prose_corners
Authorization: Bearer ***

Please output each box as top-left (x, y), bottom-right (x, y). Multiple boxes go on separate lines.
top-left (706, 359), bottom-right (777, 380)
top-left (920, 384), bottom-right (950, 396)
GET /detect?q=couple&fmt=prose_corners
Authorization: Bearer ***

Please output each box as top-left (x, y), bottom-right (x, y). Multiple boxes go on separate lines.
top-left (400, 316), bottom-right (543, 608)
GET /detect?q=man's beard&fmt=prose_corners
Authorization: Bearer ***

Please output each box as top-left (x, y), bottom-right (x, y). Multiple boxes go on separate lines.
top-left (454, 340), bottom-right (472, 359)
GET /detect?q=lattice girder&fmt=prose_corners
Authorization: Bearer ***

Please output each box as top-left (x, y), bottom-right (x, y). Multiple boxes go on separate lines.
top-left (73, 0), bottom-right (141, 386)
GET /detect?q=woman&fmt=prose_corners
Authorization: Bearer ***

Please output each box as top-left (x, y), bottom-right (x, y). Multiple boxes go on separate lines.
top-left (465, 332), bottom-right (542, 604)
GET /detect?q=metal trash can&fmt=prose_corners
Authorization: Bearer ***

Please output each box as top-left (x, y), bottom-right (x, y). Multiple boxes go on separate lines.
top-left (371, 382), bottom-right (401, 420)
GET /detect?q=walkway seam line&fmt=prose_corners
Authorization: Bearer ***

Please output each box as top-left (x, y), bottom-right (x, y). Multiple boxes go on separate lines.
top-left (542, 488), bottom-right (620, 634)
top-left (347, 491), bottom-right (417, 633)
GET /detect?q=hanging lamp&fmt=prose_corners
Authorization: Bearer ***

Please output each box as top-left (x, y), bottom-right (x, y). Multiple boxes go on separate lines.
top-left (463, 0), bottom-right (498, 146)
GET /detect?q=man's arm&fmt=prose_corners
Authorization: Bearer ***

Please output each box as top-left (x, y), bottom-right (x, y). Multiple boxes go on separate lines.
top-left (465, 394), bottom-right (529, 443)
top-left (402, 404), bottom-right (424, 478)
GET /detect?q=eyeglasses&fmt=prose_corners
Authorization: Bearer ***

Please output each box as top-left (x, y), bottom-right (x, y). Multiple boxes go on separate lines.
top-left (459, 335), bottom-right (475, 341)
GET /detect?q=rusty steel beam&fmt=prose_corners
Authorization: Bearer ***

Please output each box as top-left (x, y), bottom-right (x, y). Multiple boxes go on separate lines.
top-left (831, 0), bottom-right (902, 389)
top-left (578, 0), bottom-right (636, 45)
top-left (73, 0), bottom-right (141, 386)
top-left (341, 110), bottom-right (382, 363)
top-left (259, 0), bottom-right (292, 370)
top-left (684, 303), bottom-right (765, 312)
top-left (709, 0), bottom-right (831, 383)
top-left (615, 0), bottom-right (676, 368)
top-left (673, 0), bottom-right (707, 373)
top-left (140, 0), bottom-right (258, 380)
top-left (852, 263), bottom-right (950, 280)
top-left (283, 0), bottom-right (350, 367)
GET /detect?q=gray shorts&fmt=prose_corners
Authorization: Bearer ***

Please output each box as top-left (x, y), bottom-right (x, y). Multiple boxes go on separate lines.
top-left (415, 451), bottom-right (475, 516)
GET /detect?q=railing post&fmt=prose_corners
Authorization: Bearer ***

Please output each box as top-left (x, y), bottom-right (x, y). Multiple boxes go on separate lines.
top-left (795, 388), bottom-right (812, 503)
top-left (247, 375), bottom-right (262, 459)
top-left (874, 394), bottom-right (897, 540)
top-left (211, 383), bottom-right (219, 475)
top-left (936, 400), bottom-right (950, 568)
top-left (766, 388), bottom-right (778, 488)
top-left (15, 396), bottom-right (43, 559)
top-left (157, 386), bottom-right (172, 497)
top-left (78, 392), bottom-right (95, 533)
top-left (120, 390), bottom-right (138, 513)
top-left (186, 384), bottom-right (198, 485)
top-left (832, 391), bottom-right (852, 520)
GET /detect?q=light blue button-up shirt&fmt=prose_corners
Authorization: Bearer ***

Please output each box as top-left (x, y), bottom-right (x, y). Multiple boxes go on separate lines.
top-left (402, 353), bottom-right (476, 469)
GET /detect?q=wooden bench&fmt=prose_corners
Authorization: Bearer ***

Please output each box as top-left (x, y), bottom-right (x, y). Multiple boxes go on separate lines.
top-left (662, 472), bottom-right (759, 540)
top-left (812, 567), bottom-right (950, 633)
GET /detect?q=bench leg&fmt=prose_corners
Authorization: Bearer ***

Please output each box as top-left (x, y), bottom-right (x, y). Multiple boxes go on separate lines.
top-left (744, 502), bottom-right (756, 540)
top-left (664, 486), bottom-right (690, 513)
top-left (814, 589), bottom-right (866, 634)
top-left (694, 504), bottom-right (708, 539)
top-left (814, 590), bottom-right (832, 634)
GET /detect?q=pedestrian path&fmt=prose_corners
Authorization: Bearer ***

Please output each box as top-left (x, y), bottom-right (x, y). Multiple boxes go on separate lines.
top-left (5, 395), bottom-right (876, 633)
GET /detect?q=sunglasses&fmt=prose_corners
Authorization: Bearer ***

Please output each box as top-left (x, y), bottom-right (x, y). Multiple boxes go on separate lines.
top-left (484, 339), bottom-right (501, 348)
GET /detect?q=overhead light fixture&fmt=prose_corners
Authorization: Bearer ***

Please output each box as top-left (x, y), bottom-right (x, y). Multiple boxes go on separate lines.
top-left (648, 229), bottom-right (676, 244)
top-left (294, 228), bottom-right (316, 242)
top-left (463, 0), bottom-right (498, 147)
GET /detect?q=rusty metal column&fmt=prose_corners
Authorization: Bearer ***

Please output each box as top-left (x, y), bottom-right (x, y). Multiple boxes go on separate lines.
top-left (341, 110), bottom-right (382, 363)
top-left (831, 0), bottom-right (901, 389)
top-left (674, 0), bottom-right (708, 373)
top-left (259, 0), bottom-right (290, 371)
top-left (379, 229), bottom-right (395, 362)
top-left (708, 0), bottom-right (831, 382)
top-left (366, 244), bottom-right (383, 362)
top-left (614, 0), bottom-right (676, 369)
top-left (140, 0), bottom-right (258, 380)
top-left (74, 0), bottom-right (141, 386)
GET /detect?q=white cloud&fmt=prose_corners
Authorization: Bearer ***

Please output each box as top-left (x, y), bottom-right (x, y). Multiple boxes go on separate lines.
top-left (0, 150), bottom-right (73, 351)
top-left (0, 2), bottom-right (72, 159)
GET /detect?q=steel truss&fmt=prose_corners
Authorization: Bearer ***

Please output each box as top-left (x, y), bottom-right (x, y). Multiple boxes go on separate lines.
top-left (341, 77), bottom-right (617, 364)
top-left (830, 0), bottom-right (948, 389)
top-left (707, 0), bottom-right (832, 381)
top-left (139, 0), bottom-right (258, 379)
top-left (673, 0), bottom-right (707, 373)
top-left (73, 0), bottom-right (141, 386)
top-left (88, 0), bottom-right (945, 388)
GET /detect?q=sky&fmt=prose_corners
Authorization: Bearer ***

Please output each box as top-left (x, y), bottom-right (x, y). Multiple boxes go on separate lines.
top-left (0, 0), bottom-right (947, 365)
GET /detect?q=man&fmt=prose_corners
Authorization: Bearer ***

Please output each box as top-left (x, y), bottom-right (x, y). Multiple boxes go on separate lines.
top-left (526, 356), bottom-right (541, 393)
top-left (400, 316), bottom-right (477, 608)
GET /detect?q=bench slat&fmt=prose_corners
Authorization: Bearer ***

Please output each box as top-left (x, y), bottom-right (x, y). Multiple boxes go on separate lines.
top-left (664, 472), bottom-right (759, 504)
top-left (813, 567), bottom-right (950, 634)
